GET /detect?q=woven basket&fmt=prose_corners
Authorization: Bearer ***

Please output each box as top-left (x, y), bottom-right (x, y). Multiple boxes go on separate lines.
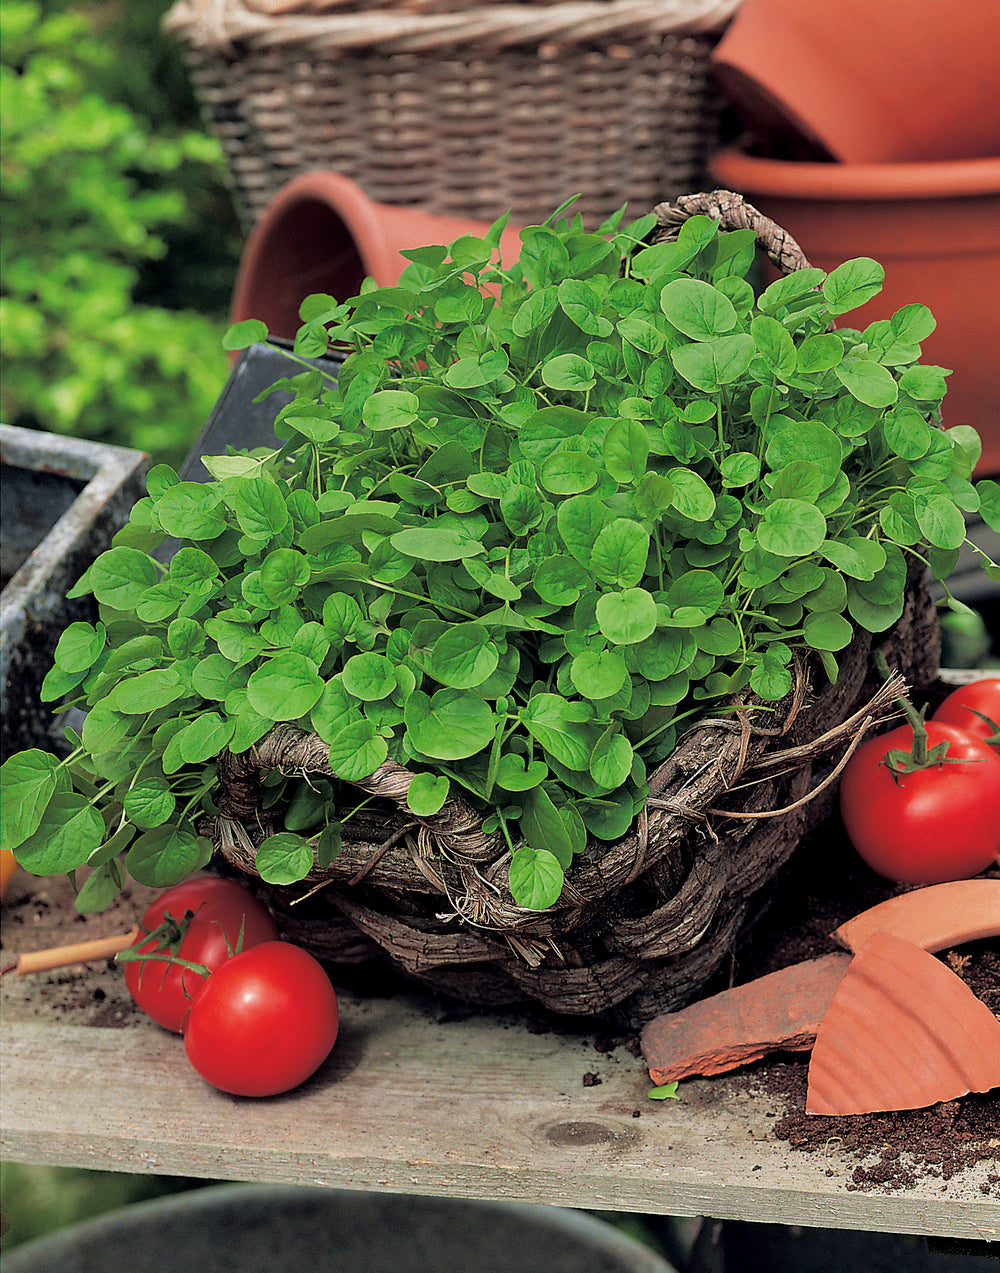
top-left (162, 0), bottom-right (740, 230)
top-left (206, 191), bottom-right (944, 1028)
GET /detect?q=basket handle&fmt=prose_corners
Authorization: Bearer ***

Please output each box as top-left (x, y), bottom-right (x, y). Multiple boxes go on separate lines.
top-left (163, 0), bottom-right (740, 54)
top-left (651, 189), bottom-right (812, 277)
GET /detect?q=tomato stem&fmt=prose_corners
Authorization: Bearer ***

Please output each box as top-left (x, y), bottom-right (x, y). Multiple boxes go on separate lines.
top-left (872, 651), bottom-right (965, 778)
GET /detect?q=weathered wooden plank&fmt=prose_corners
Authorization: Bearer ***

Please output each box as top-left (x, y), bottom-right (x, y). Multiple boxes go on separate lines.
top-left (1, 875), bottom-right (998, 1243)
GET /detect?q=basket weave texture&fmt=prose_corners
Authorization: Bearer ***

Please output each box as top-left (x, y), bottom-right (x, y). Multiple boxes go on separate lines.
top-left (162, 0), bottom-right (740, 229)
top-left (207, 192), bottom-right (944, 1028)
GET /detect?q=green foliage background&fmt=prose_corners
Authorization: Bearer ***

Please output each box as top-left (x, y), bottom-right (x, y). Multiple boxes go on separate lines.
top-left (0, 0), bottom-right (242, 466)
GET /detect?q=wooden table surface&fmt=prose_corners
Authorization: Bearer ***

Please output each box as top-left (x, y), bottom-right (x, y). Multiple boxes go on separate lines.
top-left (1, 870), bottom-right (997, 1246)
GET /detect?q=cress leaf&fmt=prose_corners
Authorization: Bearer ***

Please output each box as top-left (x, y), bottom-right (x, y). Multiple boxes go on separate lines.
top-left (509, 846), bottom-right (564, 910)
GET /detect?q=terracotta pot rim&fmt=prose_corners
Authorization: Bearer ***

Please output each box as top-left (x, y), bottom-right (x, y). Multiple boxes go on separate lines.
top-left (711, 146), bottom-right (1000, 200)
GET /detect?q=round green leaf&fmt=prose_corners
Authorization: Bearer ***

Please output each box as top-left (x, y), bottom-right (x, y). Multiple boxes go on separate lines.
top-left (672, 334), bottom-right (755, 392)
top-left (720, 452), bottom-right (760, 488)
top-left (123, 779), bottom-right (177, 830)
top-left (255, 832), bottom-right (315, 885)
top-left (327, 716), bottom-right (389, 780)
top-left (820, 535), bottom-right (887, 580)
top-left (533, 555), bottom-right (589, 606)
top-left (168, 617), bottom-right (206, 659)
top-left (53, 622), bottom-right (105, 675)
top-left (795, 332), bottom-right (844, 373)
top-left (495, 754), bottom-right (549, 792)
top-left (834, 355), bottom-right (899, 409)
top-left (595, 588), bottom-right (657, 645)
top-left (192, 654), bottom-right (249, 702)
top-left (155, 483), bottom-right (227, 540)
top-left (126, 826), bottom-right (213, 888)
top-left (540, 353), bottom-right (596, 393)
top-left (223, 318), bottom-right (268, 350)
top-left (444, 349), bottom-right (510, 390)
top-left (802, 610), bottom-right (854, 652)
top-left (519, 694), bottom-right (598, 771)
top-left (259, 548), bottom-right (311, 604)
top-left (660, 278), bottom-right (737, 339)
top-left (500, 484), bottom-right (544, 535)
top-left (589, 727), bottom-right (633, 790)
top-left (765, 422), bottom-right (843, 483)
top-left (520, 786), bottom-right (574, 868)
top-left (77, 547), bottom-right (159, 610)
top-left (81, 704), bottom-right (133, 757)
top-left (14, 793), bottom-right (104, 873)
top-left (511, 286), bottom-right (559, 338)
top-left (750, 314), bottom-right (796, 378)
top-left (1, 749), bottom-right (63, 851)
top-left (667, 468), bottom-right (716, 521)
top-left (749, 652), bottom-right (793, 702)
top-left (557, 495), bottom-right (613, 565)
top-left (229, 477), bottom-right (289, 540)
top-left (406, 772), bottom-right (450, 817)
top-left (757, 500), bottom-right (828, 558)
top-left (666, 569), bottom-right (724, 619)
top-left (428, 624), bottom-right (500, 690)
top-left (538, 450), bottom-right (598, 495)
top-left (591, 519), bottom-right (650, 589)
top-left (822, 257), bottom-right (885, 316)
top-left (570, 649), bottom-right (628, 700)
top-left (913, 492), bottom-right (968, 550)
top-left (694, 618), bottom-right (741, 656)
top-left (246, 654), bottom-right (324, 721)
top-left (883, 407), bottom-right (934, 460)
top-left (342, 651), bottom-right (397, 700)
top-left (404, 689), bottom-right (496, 760)
top-left (178, 712), bottom-right (236, 764)
top-left (105, 666), bottom-right (185, 714)
top-left (603, 418), bottom-right (650, 485)
top-left (509, 846), bottom-right (564, 910)
top-left (362, 389), bottom-right (419, 432)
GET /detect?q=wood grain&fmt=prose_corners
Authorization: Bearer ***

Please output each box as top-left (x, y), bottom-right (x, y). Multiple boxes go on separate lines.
top-left (1, 872), bottom-right (997, 1244)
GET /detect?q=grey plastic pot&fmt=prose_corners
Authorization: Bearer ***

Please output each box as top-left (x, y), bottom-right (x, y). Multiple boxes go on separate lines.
top-left (2, 1184), bottom-right (677, 1273)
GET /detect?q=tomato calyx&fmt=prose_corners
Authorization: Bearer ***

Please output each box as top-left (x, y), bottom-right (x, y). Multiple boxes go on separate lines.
top-left (115, 907), bottom-right (197, 967)
top-left (881, 718), bottom-right (958, 781)
top-left (116, 904), bottom-right (247, 984)
top-left (873, 653), bottom-right (977, 784)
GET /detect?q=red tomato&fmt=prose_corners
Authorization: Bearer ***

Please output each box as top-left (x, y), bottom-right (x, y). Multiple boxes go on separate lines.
top-left (183, 942), bottom-right (339, 1097)
top-left (839, 720), bottom-right (1000, 884)
top-left (932, 678), bottom-right (1000, 751)
top-left (124, 877), bottom-right (278, 1033)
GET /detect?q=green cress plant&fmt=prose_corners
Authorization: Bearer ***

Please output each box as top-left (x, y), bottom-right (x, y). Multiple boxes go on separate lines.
top-left (3, 205), bottom-right (999, 914)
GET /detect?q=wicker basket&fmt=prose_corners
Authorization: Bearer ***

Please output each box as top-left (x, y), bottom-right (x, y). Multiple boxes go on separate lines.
top-left (205, 191), bottom-right (945, 1028)
top-left (162, 0), bottom-right (740, 230)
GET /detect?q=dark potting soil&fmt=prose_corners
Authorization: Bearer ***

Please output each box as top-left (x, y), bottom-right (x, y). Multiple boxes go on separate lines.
top-left (714, 820), bottom-right (1000, 1196)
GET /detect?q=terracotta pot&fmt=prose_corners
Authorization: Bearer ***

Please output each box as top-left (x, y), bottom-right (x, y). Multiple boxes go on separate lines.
top-left (710, 147), bottom-right (1000, 476)
top-left (231, 171), bottom-right (525, 343)
top-left (710, 0), bottom-right (1000, 163)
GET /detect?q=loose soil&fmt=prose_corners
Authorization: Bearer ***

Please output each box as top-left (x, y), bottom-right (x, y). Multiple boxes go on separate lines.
top-left (695, 820), bottom-right (1000, 1196)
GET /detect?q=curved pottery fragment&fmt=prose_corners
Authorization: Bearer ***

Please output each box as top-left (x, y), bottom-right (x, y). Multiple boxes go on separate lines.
top-left (806, 930), bottom-right (1000, 1116)
top-left (831, 878), bottom-right (1000, 955)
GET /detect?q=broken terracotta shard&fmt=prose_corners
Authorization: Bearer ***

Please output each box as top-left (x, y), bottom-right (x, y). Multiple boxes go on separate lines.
top-left (831, 878), bottom-right (1000, 955)
top-left (806, 929), bottom-right (1000, 1116)
top-left (641, 952), bottom-right (852, 1086)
